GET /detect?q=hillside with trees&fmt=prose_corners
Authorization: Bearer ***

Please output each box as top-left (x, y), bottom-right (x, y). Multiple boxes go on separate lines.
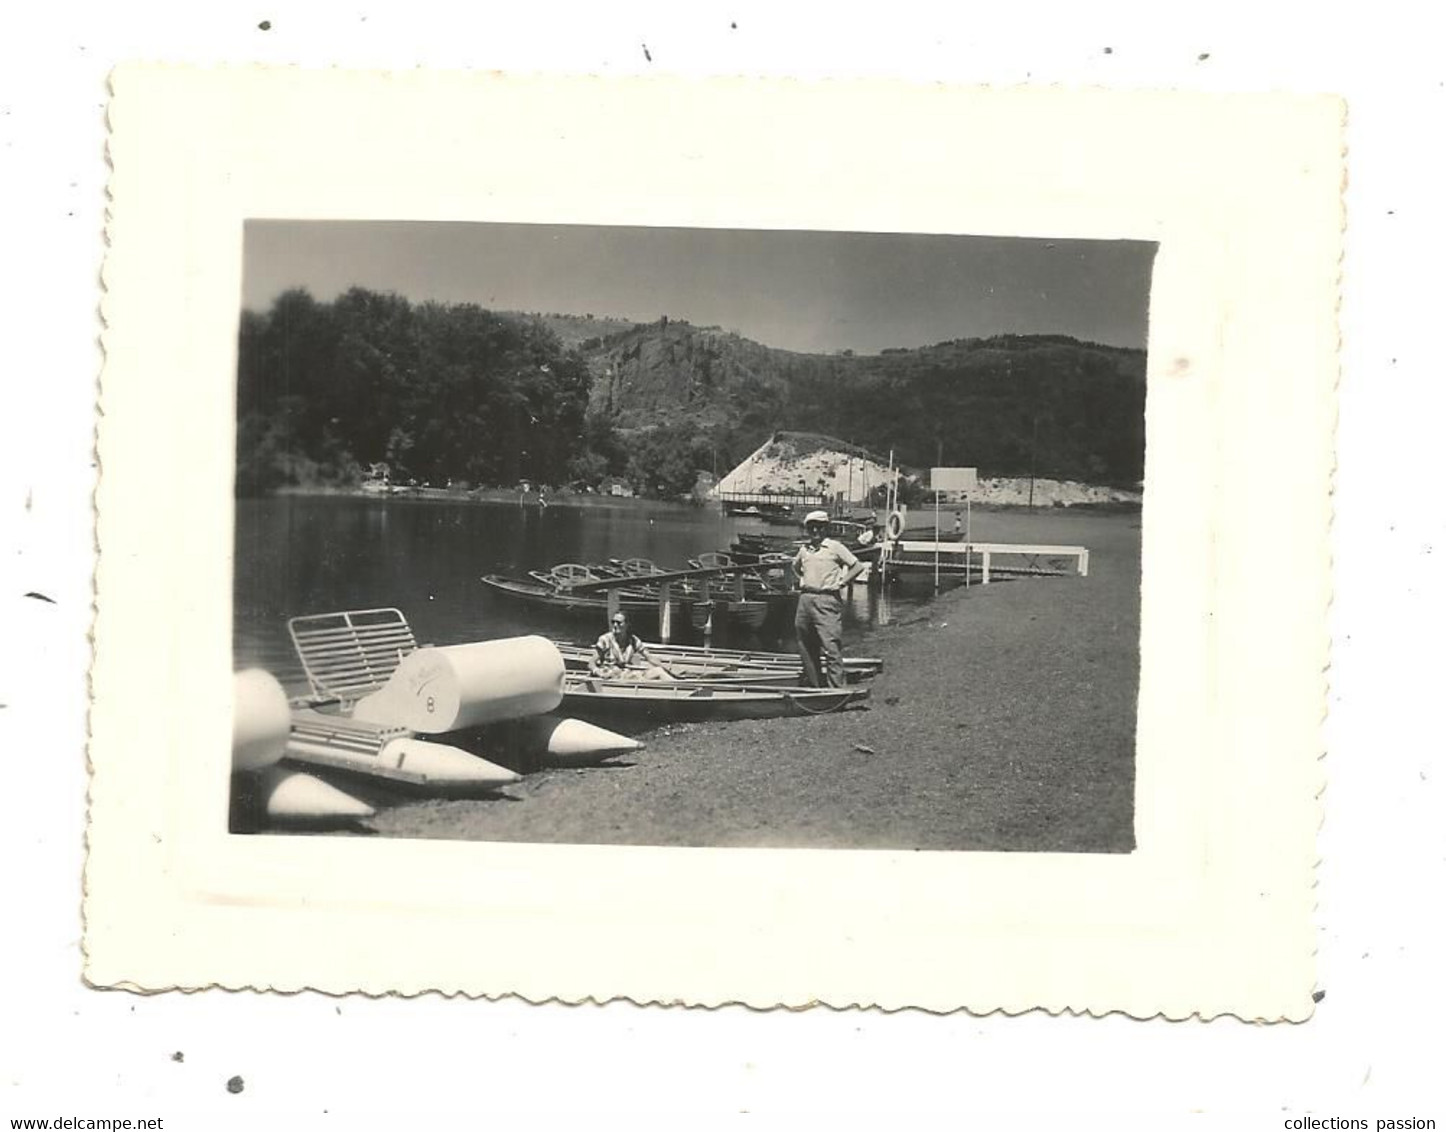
top-left (578, 317), bottom-right (1146, 488)
top-left (234, 290), bottom-right (1146, 499)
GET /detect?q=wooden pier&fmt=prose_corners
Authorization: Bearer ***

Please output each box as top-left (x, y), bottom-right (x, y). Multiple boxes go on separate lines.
top-left (883, 540), bottom-right (1089, 583)
top-left (716, 490), bottom-right (826, 508)
top-left (525, 539), bottom-right (1089, 640)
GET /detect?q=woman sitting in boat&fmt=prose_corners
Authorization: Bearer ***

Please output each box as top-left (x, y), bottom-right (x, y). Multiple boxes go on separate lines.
top-left (590, 612), bottom-right (678, 680)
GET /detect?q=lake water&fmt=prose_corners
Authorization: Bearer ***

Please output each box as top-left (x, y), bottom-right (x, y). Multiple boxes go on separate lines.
top-left (233, 493), bottom-right (932, 691)
top-left (233, 493), bottom-right (1139, 694)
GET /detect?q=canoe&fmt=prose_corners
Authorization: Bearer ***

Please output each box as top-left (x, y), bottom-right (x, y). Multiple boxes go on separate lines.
top-left (561, 674), bottom-right (869, 723)
top-left (553, 642), bottom-right (879, 684)
top-left (552, 642), bottom-right (804, 686)
top-left (600, 640), bottom-right (885, 679)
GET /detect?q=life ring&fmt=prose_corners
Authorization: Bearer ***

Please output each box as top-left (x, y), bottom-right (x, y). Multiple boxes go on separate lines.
top-left (885, 511), bottom-right (905, 540)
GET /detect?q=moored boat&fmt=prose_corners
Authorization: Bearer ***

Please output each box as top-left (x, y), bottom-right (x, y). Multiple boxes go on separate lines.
top-left (723, 499), bottom-right (796, 520)
top-left (489, 561), bottom-right (779, 636)
top-left (605, 558), bottom-right (775, 631)
top-left (552, 642), bottom-right (804, 686)
top-left (607, 641), bottom-right (879, 676)
top-left (553, 641), bottom-right (880, 684)
top-left (731, 521), bottom-right (887, 564)
top-left (589, 560), bottom-right (717, 631)
top-left (481, 572), bottom-right (700, 635)
top-left (690, 551), bottom-right (790, 594)
top-left (561, 673), bottom-right (870, 724)
top-left (595, 640), bottom-right (884, 680)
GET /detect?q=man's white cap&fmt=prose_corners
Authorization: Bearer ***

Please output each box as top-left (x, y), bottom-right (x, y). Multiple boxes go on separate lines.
top-left (804, 510), bottom-right (830, 525)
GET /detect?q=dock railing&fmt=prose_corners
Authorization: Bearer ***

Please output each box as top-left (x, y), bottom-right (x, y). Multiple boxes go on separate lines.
top-left (886, 540), bottom-right (1089, 583)
top-left (715, 490), bottom-right (827, 508)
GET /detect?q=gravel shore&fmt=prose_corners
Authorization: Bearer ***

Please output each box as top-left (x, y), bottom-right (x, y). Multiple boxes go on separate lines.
top-left (365, 512), bottom-right (1140, 853)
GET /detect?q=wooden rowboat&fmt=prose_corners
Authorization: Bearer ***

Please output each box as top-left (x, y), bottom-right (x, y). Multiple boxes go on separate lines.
top-left (491, 565), bottom-right (774, 635)
top-left (561, 674), bottom-right (869, 723)
top-left (552, 642), bottom-right (803, 686)
top-left (606, 558), bottom-right (775, 632)
top-left (552, 642), bottom-right (879, 685)
top-left (690, 552), bottom-right (790, 595)
top-left (481, 573), bottom-right (701, 635)
top-left (583, 640), bottom-right (885, 679)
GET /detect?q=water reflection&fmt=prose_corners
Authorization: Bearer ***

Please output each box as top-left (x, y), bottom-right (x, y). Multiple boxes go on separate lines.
top-left (850, 579), bottom-right (893, 626)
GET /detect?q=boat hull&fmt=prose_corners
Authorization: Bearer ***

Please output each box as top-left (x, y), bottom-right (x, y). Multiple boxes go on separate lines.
top-left (562, 640), bottom-right (884, 680)
top-left (561, 675), bottom-right (869, 724)
top-left (482, 573), bottom-right (772, 636)
top-left (553, 644), bottom-right (805, 686)
top-left (597, 561), bottom-right (774, 631)
top-left (482, 573), bottom-right (695, 634)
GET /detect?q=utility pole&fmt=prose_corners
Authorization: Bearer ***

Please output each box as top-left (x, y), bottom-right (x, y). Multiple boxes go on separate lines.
top-left (1028, 364), bottom-right (1045, 509)
top-left (1029, 411), bottom-right (1038, 509)
top-left (933, 486), bottom-right (941, 591)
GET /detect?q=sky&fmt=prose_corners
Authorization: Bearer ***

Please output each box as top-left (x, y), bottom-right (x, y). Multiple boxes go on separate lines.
top-left (242, 221), bottom-right (1157, 355)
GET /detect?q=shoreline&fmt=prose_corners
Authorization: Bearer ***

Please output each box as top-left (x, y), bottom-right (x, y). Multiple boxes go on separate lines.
top-left (260, 483), bottom-right (1142, 515)
top-left (362, 509), bottom-right (1141, 852)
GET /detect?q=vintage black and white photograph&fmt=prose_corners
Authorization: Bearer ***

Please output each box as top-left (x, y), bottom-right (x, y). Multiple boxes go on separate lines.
top-left (230, 219), bottom-right (1155, 850)
top-left (85, 68), bottom-right (1337, 1012)
top-left (16, 4), bottom-right (1436, 1116)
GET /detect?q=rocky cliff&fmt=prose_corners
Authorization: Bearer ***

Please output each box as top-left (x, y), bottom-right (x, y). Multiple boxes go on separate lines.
top-left (545, 315), bottom-right (1147, 487)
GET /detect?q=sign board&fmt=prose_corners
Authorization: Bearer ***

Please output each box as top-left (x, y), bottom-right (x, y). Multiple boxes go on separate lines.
top-left (930, 467), bottom-right (978, 496)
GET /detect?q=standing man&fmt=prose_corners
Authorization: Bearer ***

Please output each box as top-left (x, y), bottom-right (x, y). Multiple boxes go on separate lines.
top-left (792, 510), bottom-right (867, 687)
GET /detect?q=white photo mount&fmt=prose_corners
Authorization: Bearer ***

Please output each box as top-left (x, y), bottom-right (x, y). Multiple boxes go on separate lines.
top-left (89, 69), bottom-right (1340, 1018)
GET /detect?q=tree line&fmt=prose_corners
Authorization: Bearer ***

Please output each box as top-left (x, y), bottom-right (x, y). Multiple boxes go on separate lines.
top-left (237, 289), bottom-right (817, 501)
top-left (236, 288), bottom-right (621, 495)
top-left (237, 288), bottom-right (1146, 500)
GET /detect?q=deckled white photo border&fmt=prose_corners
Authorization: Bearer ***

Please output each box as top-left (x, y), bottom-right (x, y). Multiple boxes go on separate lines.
top-left (88, 69), bottom-right (1339, 1018)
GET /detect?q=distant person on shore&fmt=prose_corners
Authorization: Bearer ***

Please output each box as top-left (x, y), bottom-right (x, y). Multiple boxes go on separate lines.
top-left (954, 511), bottom-right (963, 540)
top-left (590, 612), bottom-right (675, 680)
top-left (792, 510), bottom-right (867, 687)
